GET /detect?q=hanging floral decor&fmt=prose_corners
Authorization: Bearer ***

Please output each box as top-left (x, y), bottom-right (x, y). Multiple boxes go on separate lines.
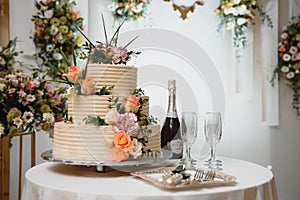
top-left (31, 0), bottom-right (84, 80)
top-left (272, 16), bottom-right (300, 115)
top-left (0, 37), bottom-right (23, 76)
top-left (108, 0), bottom-right (150, 22)
top-left (215, 0), bottom-right (273, 59)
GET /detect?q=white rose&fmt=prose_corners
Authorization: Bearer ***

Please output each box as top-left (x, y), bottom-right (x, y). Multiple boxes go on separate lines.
top-left (237, 18), bottom-right (246, 26)
top-left (232, 0), bottom-right (241, 4)
top-left (50, 25), bottom-right (58, 35)
top-left (105, 107), bottom-right (120, 125)
top-left (53, 52), bottom-right (63, 60)
top-left (286, 72), bottom-right (295, 79)
top-left (223, 8), bottom-right (230, 15)
top-left (281, 66), bottom-right (289, 73)
top-left (226, 21), bottom-right (235, 30)
top-left (129, 138), bottom-right (143, 159)
top-left (281, 33), bottom-right (288, 39)
top-left (238, 5), bottom-right (247, 15)
top-left (44, 9), bottom-right (54, 19)
top-left (283, 53), bottom-right (291, 61)
top-left (229, 7), bottom-right (238, 16)
top-left (46, 44), bottom-right (55, 52)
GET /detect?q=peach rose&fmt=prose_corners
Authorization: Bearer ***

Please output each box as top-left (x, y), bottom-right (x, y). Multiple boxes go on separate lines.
top-left (124, 94), bottom-right (140, 113)
top-left (62, 66), bottom-right (81, 83)
top-left (111, 147), bottom-right (129, 162)
top-left (78, 77), bottom-right (95, 95)
top-left (113, 131), bottom-right (132, 152)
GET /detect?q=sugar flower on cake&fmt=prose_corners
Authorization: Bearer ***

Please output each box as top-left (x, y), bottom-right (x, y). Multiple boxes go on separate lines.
top-left (272, 16), bottom-right (300, 115)
top-left (77, 14), bottom-right (140, 65)
top-left (113, 112), bottom-right (140, 136)
top-left (124, 94), bottom-right (140, 113)
top-left (62, 65), bottom-right (95, 95)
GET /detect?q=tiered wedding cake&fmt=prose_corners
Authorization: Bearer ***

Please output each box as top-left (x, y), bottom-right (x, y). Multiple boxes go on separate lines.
top-left (53, 64), bottom-right (161, 162)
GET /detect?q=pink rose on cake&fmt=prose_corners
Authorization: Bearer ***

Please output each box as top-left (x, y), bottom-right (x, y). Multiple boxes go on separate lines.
top-left (111, 147), bottom-right (130, 162)
top-left (124, 94), bottom-right (140, 113)
top-left (77, 77), bottom-right (95, 95)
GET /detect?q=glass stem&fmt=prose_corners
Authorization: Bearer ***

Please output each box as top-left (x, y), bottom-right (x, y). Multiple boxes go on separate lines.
top-left (211, 145), bottom-right (216, 164)
top-left (184, 145), bottom-right (191, 163)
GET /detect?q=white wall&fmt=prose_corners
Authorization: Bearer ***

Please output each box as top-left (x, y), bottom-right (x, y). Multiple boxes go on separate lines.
top-left (7, 0), bottom-right (300, 200)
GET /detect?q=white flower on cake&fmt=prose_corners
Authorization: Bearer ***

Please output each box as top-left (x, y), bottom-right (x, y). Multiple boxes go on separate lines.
top-left (105, 107), bottom-right (120, 125)
top-left (130, 138), bottom-right (143, 159)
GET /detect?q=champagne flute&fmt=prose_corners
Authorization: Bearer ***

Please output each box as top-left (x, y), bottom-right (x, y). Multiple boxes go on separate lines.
top-left (180, 111), bottom-right (198, 166)
top-left (204, 112), bottom-right (222, 170)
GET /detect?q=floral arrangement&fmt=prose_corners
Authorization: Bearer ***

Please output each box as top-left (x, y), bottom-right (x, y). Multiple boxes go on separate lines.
top-left (31, 0), bottom-right (84, 80)
top-left (0, 72), bottom-right (68, 138)
top-left (105, 89), bottom-right (154, 162)
top-left (78, 15), bottom-right (140, 65)
top-left (108, 0), bottom-right (150, 22)
top-left (215, 0), bottom-right (273, 59)
top-left (0, 37), bottom-right (23, 76)
top-left (272, 16), bottom-right (300, 115)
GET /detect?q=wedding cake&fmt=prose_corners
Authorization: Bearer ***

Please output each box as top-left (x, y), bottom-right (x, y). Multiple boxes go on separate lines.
top-left (53, 64), bottom-right (161, 162)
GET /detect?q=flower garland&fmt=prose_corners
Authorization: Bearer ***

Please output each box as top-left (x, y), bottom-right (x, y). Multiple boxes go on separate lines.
top-left (31, 0), bottom-right (84, 80)
top-left (272, 16), bottom-right (300, 115)
top-left (108, 0), bottom-right (150, 22)
top-left (215, 0), bottom-right (273, 59)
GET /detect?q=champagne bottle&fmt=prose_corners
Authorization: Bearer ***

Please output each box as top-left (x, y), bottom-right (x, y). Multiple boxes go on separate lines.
top-left (161, 79), bottom-right (183, 159)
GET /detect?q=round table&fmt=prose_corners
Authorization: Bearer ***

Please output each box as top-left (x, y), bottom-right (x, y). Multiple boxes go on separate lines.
top-left (22, 157), bottom-right (277, 200)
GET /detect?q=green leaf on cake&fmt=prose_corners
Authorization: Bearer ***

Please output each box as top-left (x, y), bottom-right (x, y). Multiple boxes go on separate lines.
top-left (83, 116), bottom-right (108, 126)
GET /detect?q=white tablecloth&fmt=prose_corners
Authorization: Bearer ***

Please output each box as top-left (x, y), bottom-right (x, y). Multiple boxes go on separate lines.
top-left (22, 157), bottom-right (277, 200)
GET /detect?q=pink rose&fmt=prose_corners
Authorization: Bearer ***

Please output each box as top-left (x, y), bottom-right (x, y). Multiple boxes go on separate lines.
top-left (124, 94), bottom-right (140, 113)
top-left (111, 147), bottom-right (129, 162)
top-left (62, 66), bottom-right (81, 83)
top-left (78, 77), bottom-right (94, 95)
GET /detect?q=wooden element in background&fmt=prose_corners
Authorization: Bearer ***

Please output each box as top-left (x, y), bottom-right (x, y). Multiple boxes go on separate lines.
top-left (15, 132), bottom-right (36, 200)
top-left (0, 136), bottom-right (10, 200)
top-left (0, 0), bottom-right (9, 46)
top-left (0, 1), bottom-right (10, 199)
top-left (163, 0), bottom-right (204, 20)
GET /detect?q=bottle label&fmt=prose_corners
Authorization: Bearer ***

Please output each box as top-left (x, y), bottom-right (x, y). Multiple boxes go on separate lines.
top-left (169, 139), bottom-right (183, 154)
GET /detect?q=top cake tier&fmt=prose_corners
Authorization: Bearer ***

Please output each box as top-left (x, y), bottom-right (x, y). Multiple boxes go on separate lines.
top-left (86, 64), bottom-right (137, 96)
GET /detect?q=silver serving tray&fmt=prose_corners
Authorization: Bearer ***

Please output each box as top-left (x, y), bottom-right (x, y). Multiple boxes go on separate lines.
top-left (41, 149), bottom-right (173, 172)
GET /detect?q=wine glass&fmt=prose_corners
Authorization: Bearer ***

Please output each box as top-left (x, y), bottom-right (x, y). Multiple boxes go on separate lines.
top-left (180, 111), bottom-right (198, 166)
top-left (204, 112), bottom-right (222, 170)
